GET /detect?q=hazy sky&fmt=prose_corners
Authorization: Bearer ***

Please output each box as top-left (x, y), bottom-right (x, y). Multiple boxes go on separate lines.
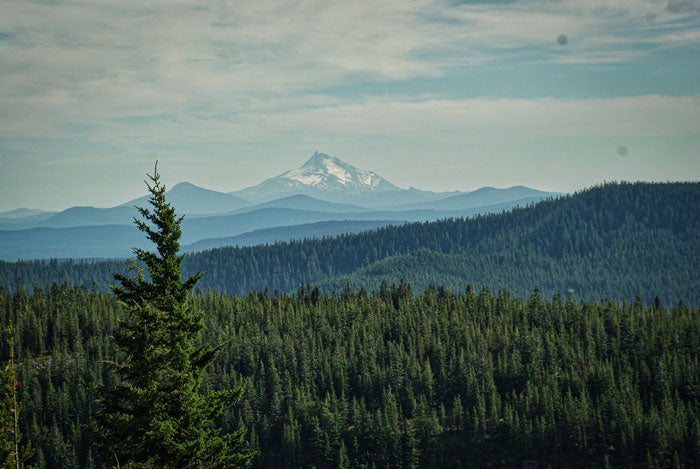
top-left (1, 0), bottom-right (699, 211)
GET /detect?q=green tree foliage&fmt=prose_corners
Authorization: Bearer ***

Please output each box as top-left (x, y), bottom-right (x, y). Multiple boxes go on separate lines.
top-left (0, 181), bottom-right (698, 467)
top-left (0, 322), bottom-right (35, 468)
top-left (1, 182), bottom-right (698, 304)
top-left (91, 166), bottom-right (250, 468)
top-left (0, 328), bottom-right (17, 469)
top-left (0, 281), bottom-right (698, 467)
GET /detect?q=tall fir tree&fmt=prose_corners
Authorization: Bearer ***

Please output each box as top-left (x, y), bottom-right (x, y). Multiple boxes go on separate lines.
top-left (0, 322), bottom-right (35, 469)
top-left (92, 164), bottom-right (251, 468)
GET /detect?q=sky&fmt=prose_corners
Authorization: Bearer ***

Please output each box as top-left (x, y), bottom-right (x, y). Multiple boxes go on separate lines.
top-left (1, 0), bottom-right (699, 211)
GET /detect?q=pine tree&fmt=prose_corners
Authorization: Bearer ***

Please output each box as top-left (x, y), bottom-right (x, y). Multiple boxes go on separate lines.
top-left (0, 322), bottom-right (35, 469)
top-left (92, 164), bottom-right (252, 468)
top-left (0, 337), bottom-right (15, 469)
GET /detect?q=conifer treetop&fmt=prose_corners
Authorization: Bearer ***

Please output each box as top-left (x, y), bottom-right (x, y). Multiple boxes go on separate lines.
top-left (92, 163), bottom-right (251, 468)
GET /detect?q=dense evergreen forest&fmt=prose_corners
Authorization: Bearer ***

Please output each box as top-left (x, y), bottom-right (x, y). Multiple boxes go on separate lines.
top-left (1, 182), bottom-right (698, 305)
top-left (1, 282), bottom-right (698, 468)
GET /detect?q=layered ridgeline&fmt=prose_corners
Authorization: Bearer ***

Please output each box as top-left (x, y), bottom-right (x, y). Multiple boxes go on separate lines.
top-left (1, 182), bottom-right (698, 304)
top-left (0, 152), bottom-right (555, 260)
top-left (1, 283), bottom-right (698, 467)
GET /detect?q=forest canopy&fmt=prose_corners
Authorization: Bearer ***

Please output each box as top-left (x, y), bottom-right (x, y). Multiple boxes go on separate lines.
top-left (0, 282), bottom-right (698, 467)
top-left (1, 182), bottom-right (699, 305)
top-left (0, 181), bottom-right (698, 467)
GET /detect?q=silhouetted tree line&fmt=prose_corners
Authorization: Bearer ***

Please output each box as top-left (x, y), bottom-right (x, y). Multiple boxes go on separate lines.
top-left (1, 280), bottom-right (699, 467)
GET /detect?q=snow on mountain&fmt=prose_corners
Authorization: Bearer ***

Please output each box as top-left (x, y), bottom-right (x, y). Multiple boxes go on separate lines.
top-left (233, 152), bottom-right (399, 203)
top-left (284, 152), bottom-right (388, 189)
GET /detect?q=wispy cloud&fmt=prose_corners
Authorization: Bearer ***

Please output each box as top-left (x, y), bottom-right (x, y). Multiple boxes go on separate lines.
top-left (666, 0), bottom-right (700, 14)
top-left (0, 0), bottom-right (697, 123)
top-left (0, 0), bottom-right (698, 178)
top-left (82, 95), bottom-right (700, 149)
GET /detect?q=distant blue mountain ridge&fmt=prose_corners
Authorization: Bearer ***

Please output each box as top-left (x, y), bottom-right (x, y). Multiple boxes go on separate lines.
top-left (0, 152), bottom-right (560, 259)
top-left (0, 196), bottom-right (552, 260)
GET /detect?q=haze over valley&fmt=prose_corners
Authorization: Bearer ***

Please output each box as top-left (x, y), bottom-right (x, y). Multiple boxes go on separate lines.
top-left (0, 152), bottom-right (559, 260)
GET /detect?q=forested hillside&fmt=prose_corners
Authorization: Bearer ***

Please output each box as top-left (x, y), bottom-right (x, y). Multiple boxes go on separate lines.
top-left (1, 282), bottom-right (698, 467)
top-left (1, 182), bottom-right (697, 304)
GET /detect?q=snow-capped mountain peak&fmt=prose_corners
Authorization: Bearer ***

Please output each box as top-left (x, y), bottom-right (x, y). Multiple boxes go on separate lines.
top-left (233, 152), bottom-right (399, 203)
top-left (282, 152), bottom-right (384, 189)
